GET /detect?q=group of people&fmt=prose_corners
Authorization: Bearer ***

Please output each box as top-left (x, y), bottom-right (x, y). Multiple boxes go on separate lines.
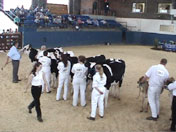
top-left (4, 43), bottom-right (176, 131)
top-left (4, 43), bottom-right (107, 123)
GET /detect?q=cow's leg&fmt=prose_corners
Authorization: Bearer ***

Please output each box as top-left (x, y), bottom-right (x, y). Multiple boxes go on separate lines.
top-left (116, 84), bottom-right (120, 100)
top-left (140, 92), bottom-right (145, 112)
top-left (54, 74), bottom-right (58, 88)
top-left (110, 84), bottom-right (116, 97)
top-left (145, 101), bottom-right (149, 113)
top-left (50, 73), bottom-right (55, 88)
top-left (104, 89), bottom-right (109, 108)
top-left (87, 80), bottom-right (93, 101)
top-left (137, 87), bottom-right (141, 99)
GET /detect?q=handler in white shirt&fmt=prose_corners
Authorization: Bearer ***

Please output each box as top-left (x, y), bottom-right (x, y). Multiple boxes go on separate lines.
top-left (37, 45), bottom-right (46, 59)
top-left (72, 55), bottom-right (88, 107)
top-left (56, 54), bottom-right (71, 101)
top-left (87, 64), bottom-right (107, 121)
top-left (39, 51), bottom-right (51, 93)
top-left (25, 62), bottom-right (48, 122)
top-left (142, 58), bottom-right (169, 121)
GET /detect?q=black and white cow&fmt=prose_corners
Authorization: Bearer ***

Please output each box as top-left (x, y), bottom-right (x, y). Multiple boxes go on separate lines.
top-left (105, 59), bottom-right (125, 100)
top-left (87, 56), bottom-right (125, 107)
top-left (22, 44), bottom-right (81, 88)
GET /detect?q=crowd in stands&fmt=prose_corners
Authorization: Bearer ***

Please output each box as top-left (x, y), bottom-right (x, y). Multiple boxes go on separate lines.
top-left (5, 6), bottom-right (123, 30)
top-left (2, 28), bottom-right (19, 34)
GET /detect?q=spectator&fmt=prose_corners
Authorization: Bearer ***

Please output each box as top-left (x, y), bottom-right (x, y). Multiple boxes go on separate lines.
top-left (14, 16), bottom-right (20, 25)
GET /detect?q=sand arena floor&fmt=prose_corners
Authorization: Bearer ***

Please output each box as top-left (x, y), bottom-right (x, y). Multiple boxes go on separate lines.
top-left (0, 45), bottom-right (175, 132)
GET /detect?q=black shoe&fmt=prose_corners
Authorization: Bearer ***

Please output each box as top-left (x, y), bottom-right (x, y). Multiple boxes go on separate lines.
top-left (146, 116), bottom-right (157, 121)
top-left (47, 91), bottom-right (51, 93)
top-left (37, 117), bottom-right (43, 122)
top-left (170, 128), bottom-right (175, 132)
top-left (28, 106), bottom-right (32, 114)
top-left (18, 79), bottom-right (21, 81)
top-left (157, 115), bottom-right (159, 119)
top-left (99, 115), bottom-right (104, 118)
top-left (87, 117), bottom-right (95, 121)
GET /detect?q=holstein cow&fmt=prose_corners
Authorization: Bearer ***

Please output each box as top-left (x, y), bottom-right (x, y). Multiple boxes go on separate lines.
top-left (22, 44), bottom-right (64, 88)
top-left (87, 56), bottom-right (125, 107)
top-left (105, 59), bottom-right (125, 100)
top-left (22, 44), bottom-right (79, 89)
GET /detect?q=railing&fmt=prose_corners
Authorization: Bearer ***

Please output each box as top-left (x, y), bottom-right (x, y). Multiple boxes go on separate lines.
top-left (0, 33), bottom-right (22, 50)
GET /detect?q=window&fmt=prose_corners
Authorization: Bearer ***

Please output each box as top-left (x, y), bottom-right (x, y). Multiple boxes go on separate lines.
top-left (160, 25), bottom-right (174, 32)
top-left (132, 3), bottom-right (145, 13)
top-left (158, 3), bottom-right (172, 14)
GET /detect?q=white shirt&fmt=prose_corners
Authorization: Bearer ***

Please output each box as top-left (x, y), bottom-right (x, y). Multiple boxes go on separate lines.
top-left (92, 72), bottom-right (107, 89)
top-left (146, 64), bottom-right (169, 88)
top-left (37, 51), bottom-right (44, 59)
top-left (168, 81), bottom-right (176, 96)
top-left (39, 56), bottom-right (51, 72)
top-left (31, 71), bottom-right (43, 86)
top-left (72, 63), bottom-right (88, 80)
top-left (7, 46), bottom-right (21, 60)
top-left (57, 61), bottom-right (71, 76)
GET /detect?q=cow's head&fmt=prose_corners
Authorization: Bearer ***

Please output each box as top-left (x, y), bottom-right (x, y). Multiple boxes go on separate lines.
top-left (87, 62), bottom-right (96, 80)
top-left (21, 44), bottom-right (32, 55)
top-left (165, 77), bottom-right (175, 86)
top-left (137, 76), bottom-right (148, 87)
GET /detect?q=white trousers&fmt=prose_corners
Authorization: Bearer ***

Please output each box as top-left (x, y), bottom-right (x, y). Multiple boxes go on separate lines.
top-left (91, 87), bottom-right (105, 118)
top-left (42, 69), bottom-right (51, 92)
top-left (148, 86), bottom-right (161, 118)
top-left (72, 79), bottom-right (87, 106)
top-left (56, 74), bottom-right (70, 100)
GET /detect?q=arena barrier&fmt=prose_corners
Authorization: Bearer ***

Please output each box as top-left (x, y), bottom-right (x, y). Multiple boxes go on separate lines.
top-left (22, 29), bottom-right (122, 48)
top-left (126, 31), bottom-right (176, 45)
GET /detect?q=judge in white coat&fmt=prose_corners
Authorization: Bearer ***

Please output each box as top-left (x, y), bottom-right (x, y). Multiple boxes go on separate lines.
top-left (87, 64), bottom-right (107, 121)
top-left (72, 55), bottom-right (88, 107)
top-left (37, 45), bottom-right (46, 59)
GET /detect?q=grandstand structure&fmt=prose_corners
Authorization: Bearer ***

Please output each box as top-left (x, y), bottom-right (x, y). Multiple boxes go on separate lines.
top-left (0, 0), bottom-right (176, 48)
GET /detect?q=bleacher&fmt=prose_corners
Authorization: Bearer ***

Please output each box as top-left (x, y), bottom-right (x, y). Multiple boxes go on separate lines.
top-left (4, 7), bottom-right (126, 31)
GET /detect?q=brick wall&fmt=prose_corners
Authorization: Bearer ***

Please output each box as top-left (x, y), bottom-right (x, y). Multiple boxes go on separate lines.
top-left (109, 0), bottom-right (172, 19)
top-left (47, 4), bottom-right (68, 15)
top-left (74, 0), bottom-right (174, 20)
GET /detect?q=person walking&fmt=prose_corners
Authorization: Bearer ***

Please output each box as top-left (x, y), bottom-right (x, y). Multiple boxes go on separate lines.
top-left (72, 55), bottom-right (88, 107)
top-left (87, 65), bottom-right (107, 121)
top-left (4, 42), bottom-right (21, 83)
top-left (142, 58), bottom-right (169, 121)
top-left (25, 62), bottom-right (48, 122)
top-left (56, 54), bottom-right (71, 101)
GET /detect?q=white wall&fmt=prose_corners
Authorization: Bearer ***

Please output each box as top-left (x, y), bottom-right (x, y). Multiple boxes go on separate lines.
top-left (0, 11), bottom-right (18, 33)
top-left (116, 17), bottom-right (176, 35)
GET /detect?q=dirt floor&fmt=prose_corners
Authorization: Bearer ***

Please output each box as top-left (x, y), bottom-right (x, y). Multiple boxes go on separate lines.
top-left (0, 45), bottom-right (175, 132)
